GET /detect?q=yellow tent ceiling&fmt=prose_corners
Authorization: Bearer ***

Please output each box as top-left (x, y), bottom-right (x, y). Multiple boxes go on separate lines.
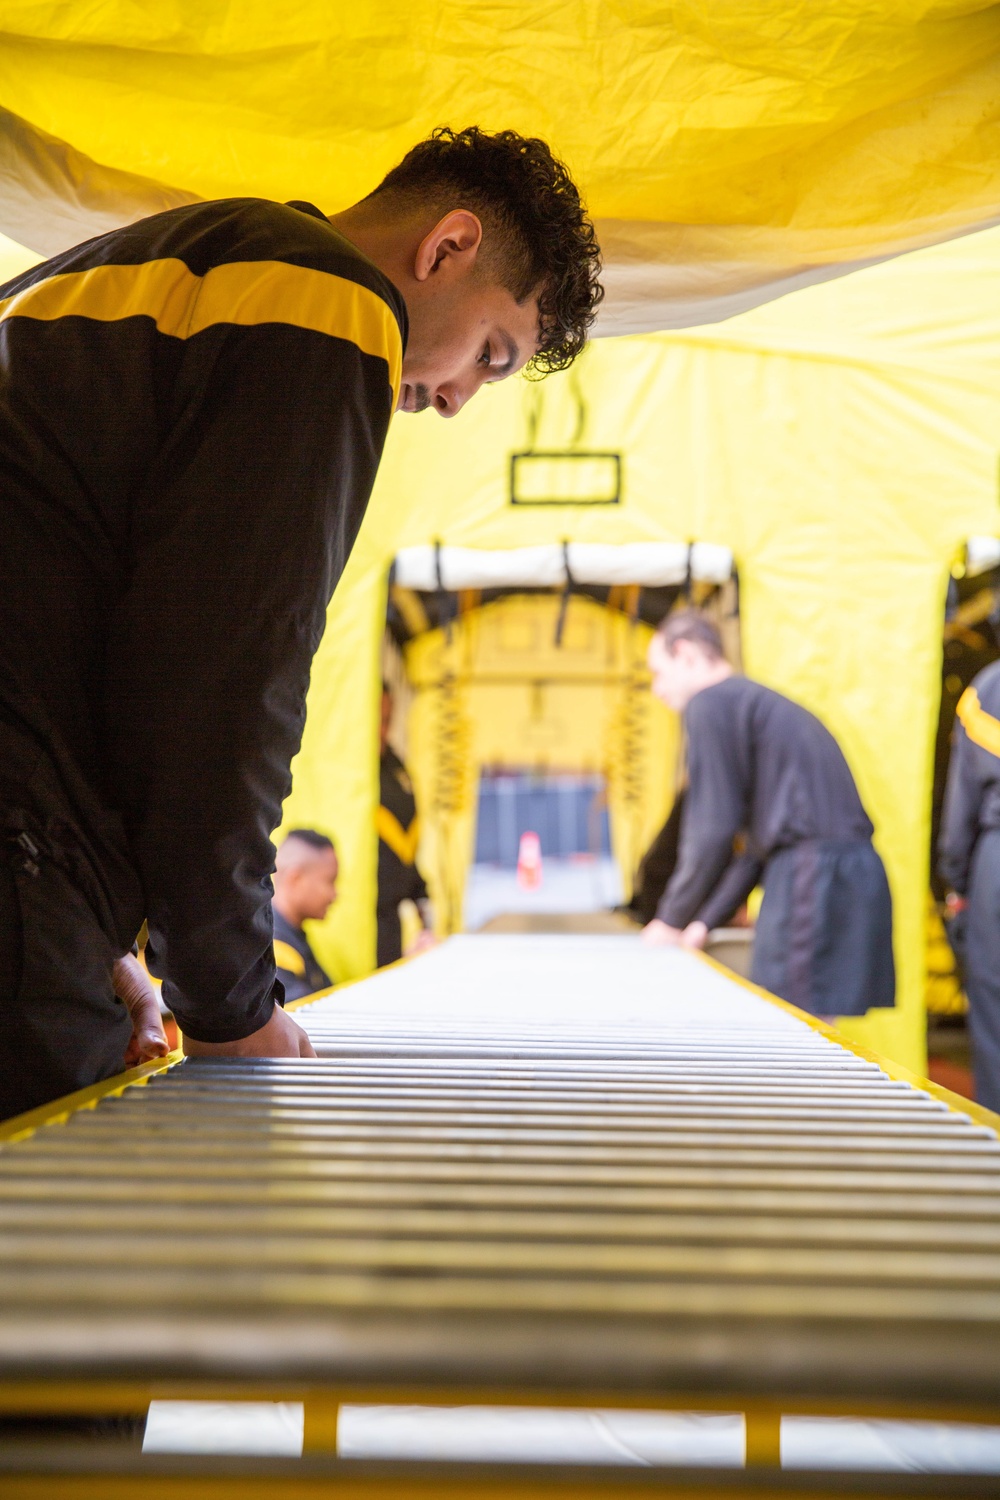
top-left (1, 1), bottom-right (999, 329)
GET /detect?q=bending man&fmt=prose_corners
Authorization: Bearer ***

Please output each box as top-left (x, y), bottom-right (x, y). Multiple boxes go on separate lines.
top-left (643, 611), bottom-right (895, 1019)
top-left (0, 126), bottom-right (602, 1118)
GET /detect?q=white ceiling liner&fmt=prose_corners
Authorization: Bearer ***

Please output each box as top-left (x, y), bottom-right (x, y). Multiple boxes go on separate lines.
top-left (392, 542), bottom-right (734, 592)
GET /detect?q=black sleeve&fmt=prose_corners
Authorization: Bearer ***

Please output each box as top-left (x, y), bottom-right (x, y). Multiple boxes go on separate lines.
top-left (104, 307), bottom-right (395, 1041)
top-left (377, 850), bottom-right (429, 912)
top-left (628, 792), bottom-right (686, 924)
top-left (695, 851), bottom-right (764, 930)
top-left (939, 721), bottom-right (982, 896)
top-left (409, 863), bottom-right (430, 907)
top-left (656, 692), bottom-right (749, 929)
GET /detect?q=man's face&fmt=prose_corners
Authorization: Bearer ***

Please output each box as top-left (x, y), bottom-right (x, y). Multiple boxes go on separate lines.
top-left (648, 635), bottom-right (693, 714)
top-left (400, 279), bottom-right (539, 417)
top-left (294, 849), bottom-right (339, 922)
top-left (397, 210), bottom-right (540, 417)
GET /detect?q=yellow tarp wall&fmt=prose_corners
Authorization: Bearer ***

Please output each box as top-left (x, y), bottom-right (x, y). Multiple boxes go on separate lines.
top-left (285, 223), bottom-right (1000, 1077)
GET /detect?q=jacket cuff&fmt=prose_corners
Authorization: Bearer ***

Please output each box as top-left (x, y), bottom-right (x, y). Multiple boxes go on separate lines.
top-left (165, 983), bottom-right (278, 1045)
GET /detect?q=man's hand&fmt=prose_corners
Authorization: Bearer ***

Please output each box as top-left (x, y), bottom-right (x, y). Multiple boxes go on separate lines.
top-left (943, 892), bottom-right (968, 971)
top-left (406, 929), bottom-right (437, 957)
top-left (183, 1004), bottom-right (317, 1059)
top-left (680, 920), bottom-right (709, 951)
top-left (641, 919), bottom-right (684, 946)
top-left (114, 954), bottom-right (170, 1067)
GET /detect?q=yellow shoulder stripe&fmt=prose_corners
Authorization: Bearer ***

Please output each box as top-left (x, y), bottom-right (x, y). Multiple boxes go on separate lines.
top-left (273, 939), bottom-right (306, 977)
top-left (957, 686), bottom-right (1000, 759)
top-left (376, 804), bottom-right (420, 865)
top-left (0, 259), bottom-right (402, 406)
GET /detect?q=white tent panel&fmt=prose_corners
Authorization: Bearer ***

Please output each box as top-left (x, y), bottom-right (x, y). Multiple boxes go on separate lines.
top-left (392, 542), bottom-right (734, 592)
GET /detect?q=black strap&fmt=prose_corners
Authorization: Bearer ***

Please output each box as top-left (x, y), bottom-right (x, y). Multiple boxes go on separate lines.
top-left (433, 539), bottom-right (454, 644)
top-left (554, 541), bottom-right (575, 647)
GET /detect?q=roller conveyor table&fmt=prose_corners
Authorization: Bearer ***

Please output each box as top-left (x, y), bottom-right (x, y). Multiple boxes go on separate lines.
top-left (2, 933), bottom-right (1000, 1496)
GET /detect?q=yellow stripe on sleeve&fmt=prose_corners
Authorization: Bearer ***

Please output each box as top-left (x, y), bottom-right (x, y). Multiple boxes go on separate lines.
top-left (0, 261), bottom-right (195, 339)
top-left (0, 258), bottom-right (402, 406)
top-left (191, 261), bottom-right (401, 402)
top-left (376, 804), bottom-right (420, 865)
top-left (957, 686), bottom-right (1000, 759)
top-left (273, 939), bottom-right (306, 977)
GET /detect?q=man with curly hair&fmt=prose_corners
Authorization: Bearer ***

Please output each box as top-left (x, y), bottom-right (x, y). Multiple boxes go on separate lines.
top-left (0, 127), bottom-right (602, 1116)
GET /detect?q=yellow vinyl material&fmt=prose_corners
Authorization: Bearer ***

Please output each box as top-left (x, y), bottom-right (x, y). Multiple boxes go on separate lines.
top-left (1, 4), bottom-right (1000, 329)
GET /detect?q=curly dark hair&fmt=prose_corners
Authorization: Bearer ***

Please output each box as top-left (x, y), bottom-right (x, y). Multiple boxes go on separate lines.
top-left (371, 126), bottom-right (603, 376)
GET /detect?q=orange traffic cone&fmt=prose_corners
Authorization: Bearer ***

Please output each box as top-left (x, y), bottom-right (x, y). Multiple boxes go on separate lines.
top-left (517, 831), bottom-right (542, 890)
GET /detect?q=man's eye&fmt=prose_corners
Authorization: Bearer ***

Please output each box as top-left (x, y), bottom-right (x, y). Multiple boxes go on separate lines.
top-left (478, 342), bottom-right (491, 367)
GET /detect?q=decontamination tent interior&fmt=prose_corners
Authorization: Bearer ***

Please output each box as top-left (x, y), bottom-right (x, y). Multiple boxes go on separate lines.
top-left (7, 5), bottom-right (1000, 1492)
top-left (2, 3), bottom-right (1000, 1075)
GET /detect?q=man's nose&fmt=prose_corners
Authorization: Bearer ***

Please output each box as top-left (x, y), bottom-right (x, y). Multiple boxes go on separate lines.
top-left (433, 381), bottom-right (470, 418)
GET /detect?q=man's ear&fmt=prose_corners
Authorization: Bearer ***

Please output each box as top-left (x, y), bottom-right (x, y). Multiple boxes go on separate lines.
top-left (413, 209), bottom-right (483, 283)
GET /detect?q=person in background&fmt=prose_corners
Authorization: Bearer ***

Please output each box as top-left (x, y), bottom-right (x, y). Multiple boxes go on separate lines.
top-left (939, 660), bottom-right (1000, 1110)
top-left (378, 683), bottom-right (435, 968)
top-left (643, 610), bottom-right (895, 1020)
top-left (271, 830), bottom-right (338, 1002)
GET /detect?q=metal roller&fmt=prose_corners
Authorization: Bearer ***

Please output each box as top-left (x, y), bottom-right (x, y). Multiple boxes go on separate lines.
top-left (1, 934), bottom-right (1000, 1493)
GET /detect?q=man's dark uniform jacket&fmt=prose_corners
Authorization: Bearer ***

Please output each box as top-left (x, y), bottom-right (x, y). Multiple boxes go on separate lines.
top-left (0, 197), bottom-right (405, 1117)
top-left (625, 791), bottom-right (686, 926)
top-left (940, 661), bottom-right (1000, 1111)
top-left (272, 908), bottom-right (333, 1005)
top-left (658, 676), bottom-right (895, 1017)
top-left (377, 745), bottom-right (428, 968)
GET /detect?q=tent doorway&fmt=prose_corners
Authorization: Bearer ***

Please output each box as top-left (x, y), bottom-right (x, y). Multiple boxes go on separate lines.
top-left (380, 542), bottom-right (739, 939)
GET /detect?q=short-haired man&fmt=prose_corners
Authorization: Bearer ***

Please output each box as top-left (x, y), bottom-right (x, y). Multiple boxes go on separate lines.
top-left (643, 611), bottom-right (895, 1019)
top-left (271, 830), bottom-right (338, 1003)
top-left (0, 126), bottom-right (602, 1118)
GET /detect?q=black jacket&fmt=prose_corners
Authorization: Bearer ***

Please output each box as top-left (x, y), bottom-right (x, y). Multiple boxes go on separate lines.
top-left (272, 908), bottom-right (332, 1004)
top-left (0, 197), bottom-right (405, 1041)
top-left (625, 791), bottom-right (686, 925)
top-left (940, 660), bottom-right (1000, 895)
top-left (657, 676), bottom-right (873, 930)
